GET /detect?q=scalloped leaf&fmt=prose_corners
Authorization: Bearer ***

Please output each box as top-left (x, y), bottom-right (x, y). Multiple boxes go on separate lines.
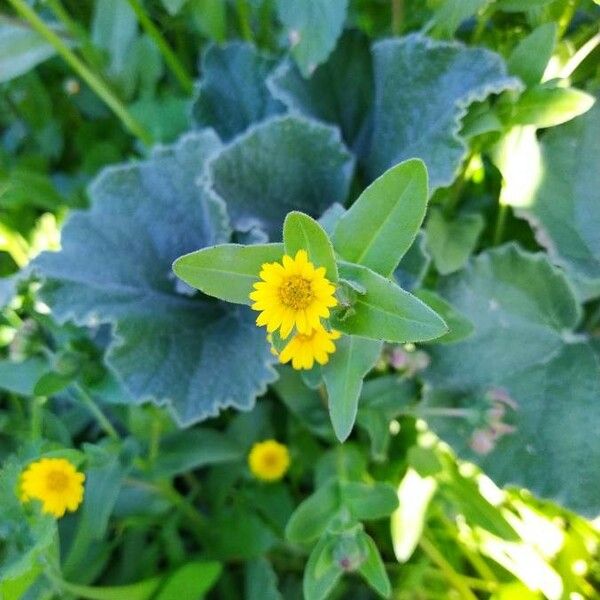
top-left (275, 0), bottom-right (348, 77)
top-left (268, 30), bottom-right (373, 151)
top-left (515, 101), bottom-right (600, 300)
top-left (206, 115), bottom-right (354, 240)
top-left (364, 34), bottom-right (521, 189)
top-left (34, 131), bottom-right (278, 426)
top-left (191, 42), bottom-right (284, 140)
top-left (424, 244), bottom-right (600, 516)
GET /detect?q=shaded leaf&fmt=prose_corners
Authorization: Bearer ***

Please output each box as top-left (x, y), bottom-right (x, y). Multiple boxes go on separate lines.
top-left (507, 23), bottom-right (557, 87)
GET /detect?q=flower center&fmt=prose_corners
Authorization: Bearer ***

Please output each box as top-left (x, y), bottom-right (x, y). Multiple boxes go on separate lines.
top-left (46, 470), bottom-right (69, 492)
top-left (279, 276), bottom-right (313, 310)
top-left (262, 451), bottom-right (280, 469)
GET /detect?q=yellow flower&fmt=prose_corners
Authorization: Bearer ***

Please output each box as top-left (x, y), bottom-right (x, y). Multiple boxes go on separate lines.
top-left (20, 458), bottom-right (85, 518)
top-left (279, 326), bottom-right (341, 370)
top-left (249, 250), bottom-right (337, 338)
top-left (248, 440), bottom-right (290, 482)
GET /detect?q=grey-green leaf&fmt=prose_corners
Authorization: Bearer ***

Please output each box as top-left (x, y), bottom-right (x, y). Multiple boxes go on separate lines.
top-left (364, 34), bottom-right (520, 189)
top-left (333, 159), bottom-right (428, 277)
top-left (275, 0), bottom-right (348, 77)
top-left (425, 245), bottom-right (600, 516)
top-left (323, 336), bottom-right (383, 442)
top-left (331, 263), bottom-right (448, 343)
top-left (191, 42), bottom-right (284, 140)
top-left (358, 533), bottom-right (392, 598)
top-left (207, 115), bottom-right (354, 240)
top-left (283, 212), bottom-right (338, 281)
top-left (173, 243), bottom-right (284, 305)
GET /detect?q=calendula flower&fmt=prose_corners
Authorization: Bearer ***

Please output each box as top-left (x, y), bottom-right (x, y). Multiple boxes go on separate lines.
top-left (248, 440), bottom-right (290, 482)
top-left (249, 250), bottom-right (337, 338)
top-left (279, 326), bottom-right (341, 370)
top-left (20, 458), bottom-right (85, 518)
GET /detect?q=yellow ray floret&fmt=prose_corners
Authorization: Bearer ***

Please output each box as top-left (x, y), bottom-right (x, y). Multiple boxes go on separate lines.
top-left (279, 326), bottom-right (341, 370)
top-left (20, 458), bottom-right (85, 518)
top-left (248, 440), bottom-right (290, 482)
top-left (249, 250), bottom-right (337, 338)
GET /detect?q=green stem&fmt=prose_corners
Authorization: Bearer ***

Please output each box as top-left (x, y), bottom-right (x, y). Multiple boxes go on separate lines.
top-left (391, 0), bottom-right (404, 36)
top-left (7, 0), bottom-right (152, 146)
top-left (126, 0), bottom-right (193, 94)
top-left (557, 0), bottom-right (579, 39)
top-left (30, 397), bottom-right (45, 439)
top-left (419, 536), bottom-right (479, 600)
top-left (493, 202), bottom-right (508, 246)
top-left (236, 0), bottom-right (254, 42)
top-left (73, 384), bottom-right (119, 440)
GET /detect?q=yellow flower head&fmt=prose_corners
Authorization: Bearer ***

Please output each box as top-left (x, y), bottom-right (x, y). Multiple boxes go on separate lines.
top-left (249, 250), bottom-right (337, 338)
top-left (279, 326), bottom-right (341, 370)
top-left (20, 458), bottom-right (85, 518)
top-left (248, 440), bottom-right (290, 482)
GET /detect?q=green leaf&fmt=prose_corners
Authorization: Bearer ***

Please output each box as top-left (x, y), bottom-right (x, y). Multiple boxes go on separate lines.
top-left (497, 0), bottom-right (554, 11)
top-left (425, 245), bottom-right (600, 516)
top-left (507, 23), bottom-right (557, 86)
top-left (191, 42), bottom-right (283, 140)
top-left (268, 30), bottom-right (373, 150)
top-left (429, 0), bottom-right (490, 38)
top-left (155, 561), bottom-right (222, 599)
top-left (357, 532), bottom-right (391, 598)
top-left (413, 289), bottom-right (474, 344)
top-left (187, 0), bottom-right (226, 41)
top-left (364, 34), bottom-right (520, 189)
top-left (58, 578), bottom-right (161, 600)
top-left (35, 132), bottom-right (278, 426)
top-left (323, 336), bottom-right (382, 442)
top-left (332, 159), bottom-right (428, 277)
top-left (394, 231), bottom-right (432, 291)
top-left (173, 243), bottom-right (284, 305)
top-left (331, 263), bottom-right (448, 343)
top-left (341, 481), bottom-right (399, 520)
top-left (207, 115), bottom-right (354, 240)
top-left (150, 429), bottom-right (242, 478)
top-left (285, 480), bottom-right (340, 544)
top-left (391, 468), bottom-right (437, 562)
top-left (275, 0), bottom-right (348, 77)
top-left (283, 212), bottom-right (338, 281)
top-left (33, 371), bottom-right (73, 397)
top-left (0, 358), bottom-right (47, 396)
top-left (425, 209), bottom-right (484, 275)
top-left (515, 101), bottom-right (600, 299)
top-left (303, 535), bottom-right (342, 600)
top-left (507, 85), bottom-right (595, 128)
top-left (245, 558), bottom-right (282, 600)
top-left (161, 0), bottom-right (188, 15)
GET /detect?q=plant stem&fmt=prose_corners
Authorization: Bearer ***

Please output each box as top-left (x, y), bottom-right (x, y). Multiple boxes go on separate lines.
top-left (126, 0), bottom-right (193, 94)
top-left (419, 536), bottom-right (479, 600)
top-left (73, 383), bottom-right (119, 440)
top-left (236, 0), bottom-right (254, 42)
top-left (493, 202), bottom-right (508, 245)
top-left (7, 0), bottom-right (152, 146)
top-left (30, 397), bottom-right (45, 439)
top-left (391, 0), bottom-right (404, 36)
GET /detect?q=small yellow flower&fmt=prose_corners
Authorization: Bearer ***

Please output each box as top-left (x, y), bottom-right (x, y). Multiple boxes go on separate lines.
top-left (20, 458), bottom-right (85, 518)
top-left (249, 250), bottom-right (337, 338)
top-left (248, 440), bottom-right (290, 482)
top-left (279, 326), bottom-right (341, 370)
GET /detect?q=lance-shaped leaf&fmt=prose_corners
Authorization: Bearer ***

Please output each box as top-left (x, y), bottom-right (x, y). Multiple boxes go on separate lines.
top-left (268, 30), bottom-right (373, 151)
top-left (206, 115), bottom-right (354, 240)
top-left (34, 131), bottom-right (278, 426)
top-left (331, 263), bottom-right (447, 343)
top-left (515, 101), bottom-right (600, 300)
top-left (507, 23), bottom-right (557, 87)
top-left (283, 211), bottom-right (338, 281)
top-left (332, 159), bottom-right (428, 277)
top-left (424, 244), bottom-right (600, 516)
top-left (173, 243), bottom-right (284, 305)
top-left (275, 0), bottom-right (348, 77)
top-left (323, 336), bottom-right (382, 442)
top-left (191, 42), bottom-right (284, 140)
top-left (364, 34), bottom-right (520, 189)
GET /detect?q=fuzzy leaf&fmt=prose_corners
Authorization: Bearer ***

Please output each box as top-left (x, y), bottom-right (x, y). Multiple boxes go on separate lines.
top-left (34, 132), bottom-right (278, 426)
top-left (173, 243), bottom-right (284, 305)
top-left (276, 0), bottom-right (348, 77)
top-left (206, 115), bottom-right (354, 240)
top-left (333, 159), bottom-right (428, 277)
top-left (268, 30), bottom-right (373, 150)
top-left (365, 34), bottom-right (520, 189)
top-left (331, 263), bottom-right (448, 343)
top-left (191, 42), bottom-right (284, 140)
top-left (516, 102), bottom-right (600, 299)
top-left (283, 212), bottom-right (338, 281)
top-left (425, 245), bottom-right (600, 516)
